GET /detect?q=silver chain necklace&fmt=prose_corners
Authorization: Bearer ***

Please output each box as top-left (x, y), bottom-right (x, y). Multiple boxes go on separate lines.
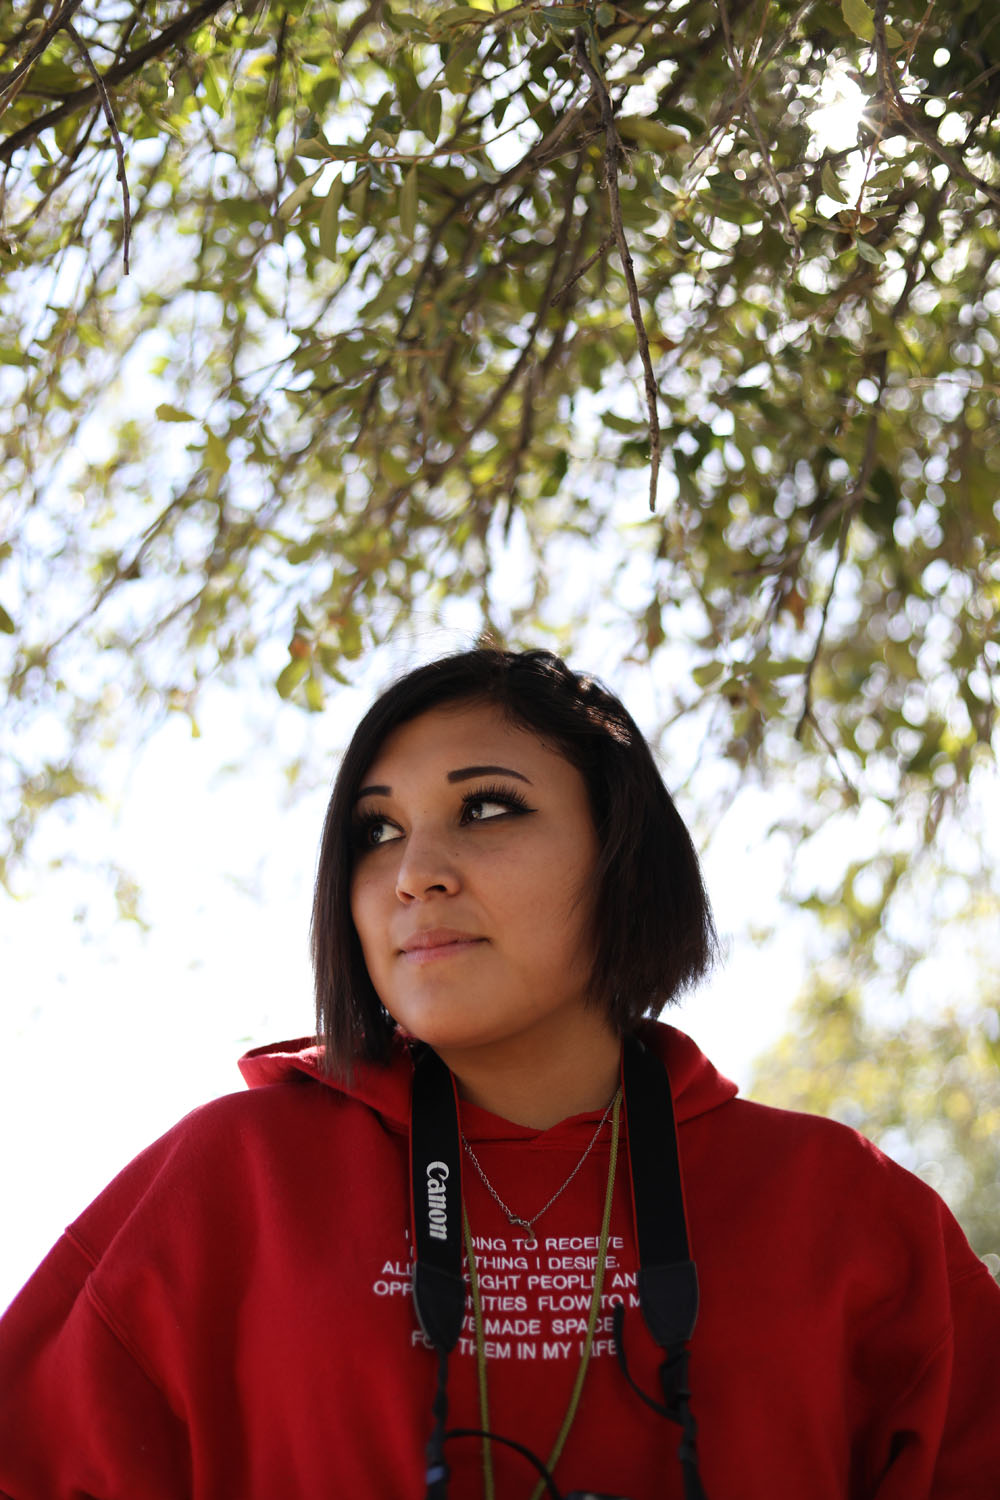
top-left (461, 1088), bottom-right (622, 1248)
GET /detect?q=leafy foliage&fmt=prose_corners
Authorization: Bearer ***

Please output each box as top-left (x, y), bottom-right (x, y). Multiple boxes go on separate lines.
top-left (1, 0), bottom-right (998, 921)
top-left (752, 964), bottom-right (1000, 1261)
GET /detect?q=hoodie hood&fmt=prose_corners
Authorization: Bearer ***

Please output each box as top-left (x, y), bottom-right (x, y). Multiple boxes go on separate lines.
top-left (237, 1020), bottom-right (738, 1134)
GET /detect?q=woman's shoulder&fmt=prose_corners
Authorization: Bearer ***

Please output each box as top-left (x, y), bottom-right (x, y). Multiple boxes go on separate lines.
top-left (651, 1023), bottom-right (992, 1291)
top-left (66, 1040), bottom-right (413, 1272)
top-left (690, 1089), bottom-right (994, 1296)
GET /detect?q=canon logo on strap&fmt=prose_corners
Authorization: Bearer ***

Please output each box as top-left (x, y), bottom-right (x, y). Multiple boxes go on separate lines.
top-left (426, 1160), bottom-right (449, 1242)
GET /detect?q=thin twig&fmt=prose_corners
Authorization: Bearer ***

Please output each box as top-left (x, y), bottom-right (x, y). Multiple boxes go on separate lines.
top-left (0, 0), bottom-right (51, 62)
top-left (44, 488), bottom-right (188, 655)
top-left (717, 0), bottom-right (801, 257)
top-left (0, 0), bottom-right (86, 106)
top-left (747, 359), bottom-right (887, 583)
top-left (574, 31), bottom-right (660, 511)
top-left (684, 0), bottom-right (816, 187)
top-left (351, 155), bottom-right (584, 483)
top-left (550, 232), bottom-right (613, 305)
top-left (903, 0), bottom-right (936, 76)
top-left (6, 100), bottom-right (101, 232)
top-left (62, 20), bottom-right (130, 273)
top-left (798, 707), bottom-right (859, 799)
top-left (1, 0), bottom-right (232, 163)
top-left (503, 238), bottom-right (581, 523)
top-left (794, 511), bottom-right (850, 740)
top-left (948, 59), bottom-right (1000, 104)
top-left (337, 0), bottom-right (384, 62)
top-left (874, 0), bottom-right (1000, 211)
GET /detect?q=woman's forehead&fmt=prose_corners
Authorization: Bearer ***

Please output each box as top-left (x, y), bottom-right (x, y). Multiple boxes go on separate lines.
top-left (360, 701), bottom-right (570, 786)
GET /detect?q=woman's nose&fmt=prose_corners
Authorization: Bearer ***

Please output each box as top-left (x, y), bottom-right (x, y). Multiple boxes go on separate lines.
top-left (394, 829), bottom-right (461, 902)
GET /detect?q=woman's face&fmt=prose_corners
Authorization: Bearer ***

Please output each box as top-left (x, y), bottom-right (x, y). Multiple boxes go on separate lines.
top-left (349, 699), bottom-right (603, 1063)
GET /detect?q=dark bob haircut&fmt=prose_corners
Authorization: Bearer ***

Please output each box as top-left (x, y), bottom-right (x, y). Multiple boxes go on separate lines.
top-left (312, 648), bottom-right (716, 1073)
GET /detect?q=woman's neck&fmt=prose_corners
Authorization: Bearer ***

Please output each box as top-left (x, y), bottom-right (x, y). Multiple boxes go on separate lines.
top-left (434, 1015), bottom-right (622, 1129)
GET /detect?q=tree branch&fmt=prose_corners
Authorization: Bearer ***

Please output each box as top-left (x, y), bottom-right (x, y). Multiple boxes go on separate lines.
top-left (550, 232), bottom-right (613, 306)
top-left (794, 511), bottom-right (850, 741)
top-left (874, 0), bottom-right (1000, 211)
top-left (0, 0), bottom-right (87, 106)
top-left (62, 20), bottom-right (131, 274)
top-left (753, 355), bottom-right (886, 586)
top-left (574, 31), bottom-right (661, 511)
top-left (337, 0), bottom-right (384, 63)
top-left (0, 0), bottom-right (233, 164)
top-left (0, 0), bottom-right (50, 62)
top-left (718, 0), bottom-right (801, 257)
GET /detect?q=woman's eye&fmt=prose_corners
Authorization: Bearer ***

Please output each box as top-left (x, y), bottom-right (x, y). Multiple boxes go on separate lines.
top-left (464, 798), bottom-right (513, 822)
top-left (361, 817), bottom-right (402, 847)
top-left (461, 785), bottom-right (532, 823)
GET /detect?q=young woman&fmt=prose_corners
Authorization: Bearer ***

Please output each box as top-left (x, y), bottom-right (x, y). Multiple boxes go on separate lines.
top-left (1, 648), bottom-right (998, 1499)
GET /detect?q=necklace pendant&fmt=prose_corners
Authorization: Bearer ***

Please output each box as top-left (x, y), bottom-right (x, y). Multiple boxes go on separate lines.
top-left (509, 1216), bottom-right (537, 1247)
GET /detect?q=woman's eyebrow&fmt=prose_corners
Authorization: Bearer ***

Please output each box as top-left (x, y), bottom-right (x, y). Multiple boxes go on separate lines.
top-left (447, 764), bottom-right (531, 784)
top-left (354, 784), bottom-right (390, 800)
top-left (354, 765), bottom-right (531, 802)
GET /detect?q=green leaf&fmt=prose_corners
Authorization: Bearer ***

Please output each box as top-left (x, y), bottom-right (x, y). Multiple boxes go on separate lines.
top-left (856, 237), bottom-right (885, 264)
top-left (295, 139), bottom-right (337, 160)
top-left (704, 195), bottom-right (764, 224)
top-left (399, 165), bottom-right (418, 240)
top-left (202, 62), bottom-right (224, 114)
top-left (601, 411), bottom-right (646, 434)
top-left (276, 658), bottom-right (309, 699)
top-left (204, 430), bottom-right (230, 474)
top-left (821, 161), bottom-right (849, 205)
top-left (277, 168), bottom-right (324, 220)
top-left (617, 117), bottom-right (687, 154)
top-left (304, 672), bottom-right (326, 712)
top-left (418, 88), bottom-right (443, 144)
top-left (381, 452), bottom-right (412, 486)
top-left (444, 38), bottom-right (479, 94)
top-left (155, 403), bottom-right (196, 422)
top-left (541, 5), bottom-right (587, 31)
top-left (692, 660), bottom-right (725, 688)
top-left (437, 5), bottom-right (485, 26)
top-left (841, 0), bottom-right (874, 42)
top-left (319, 174), bottom-right (344, 259)
top-left (0, 603), bottom-right (14, 634)
top-left (656, 105), bottom-right (707, 137)
top-left (471, 154), bottom-right (501, 184)
top-left (866, 163), bottom-right (904, 192)
top-left (673, 217), bottom-right (719, 252)
top-left (385, 11), bottom-right (431, 33)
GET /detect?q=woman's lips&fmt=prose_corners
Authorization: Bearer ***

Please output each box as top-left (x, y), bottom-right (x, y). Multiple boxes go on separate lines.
top-left (399, 930), bottom-right (485, 963)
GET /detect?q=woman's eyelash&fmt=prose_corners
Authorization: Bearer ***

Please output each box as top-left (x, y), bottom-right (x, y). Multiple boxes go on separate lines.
top-left (352, 809), bottom-right (397, 849)
top-left (353, 784), bottom-right (533, 848)
top-left (461, 783), bottom-right (533, 816)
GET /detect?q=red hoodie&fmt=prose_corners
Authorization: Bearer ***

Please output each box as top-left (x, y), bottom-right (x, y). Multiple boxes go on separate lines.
top-left (0, 1022), bottom-right (998, 1499)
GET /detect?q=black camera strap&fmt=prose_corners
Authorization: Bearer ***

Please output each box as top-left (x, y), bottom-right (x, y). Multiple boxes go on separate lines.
top-left (618, 1035), bottom-right (706, 1500)
top-left (410, 1035), bottom-right (708, 1500)
top-left (410, 1047), bottom-right (467, 1499)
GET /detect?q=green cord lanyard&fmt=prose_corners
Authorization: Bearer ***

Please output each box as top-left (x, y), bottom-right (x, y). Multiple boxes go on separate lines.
top-left (462, 1090), bottom-right (623, 1500)
top-left (410, 1037), bottom-right (706, 1500)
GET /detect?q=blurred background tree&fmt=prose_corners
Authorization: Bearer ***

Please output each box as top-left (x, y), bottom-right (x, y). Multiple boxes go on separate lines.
top-left (1, 0), bottom-right (998, 1249)
top-left (754, 982), bottom-right (1000, 1260)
